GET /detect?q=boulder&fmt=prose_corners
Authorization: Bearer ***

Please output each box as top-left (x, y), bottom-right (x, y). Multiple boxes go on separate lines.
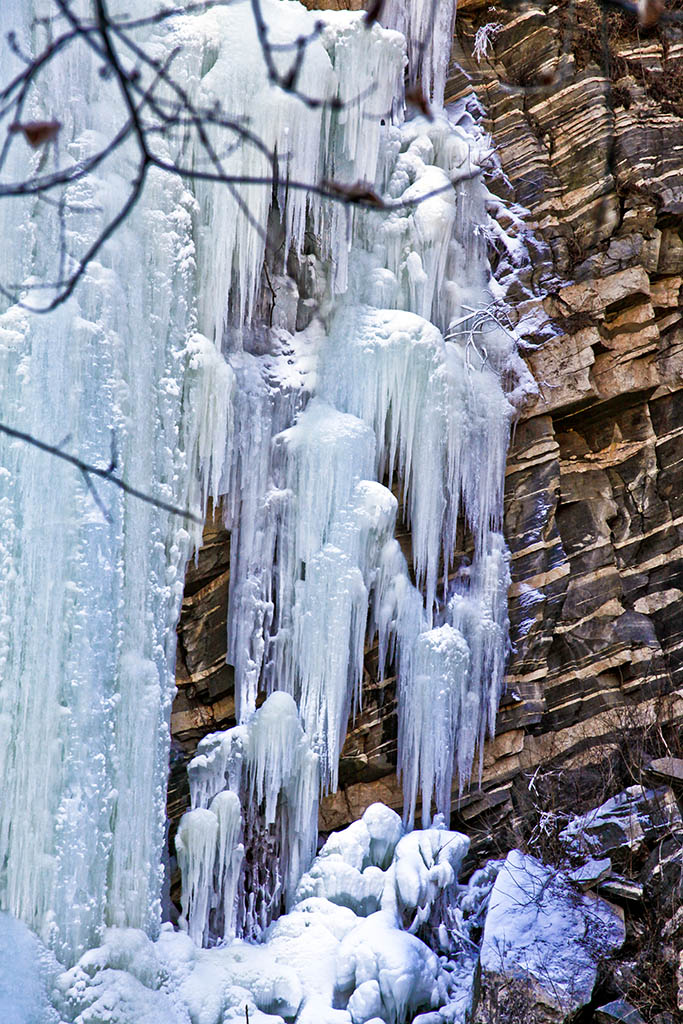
top-left (478, 850), bottom-right (625, 1022)
top-left (596, 877), bottom-right (644, 906)
top-left (639, 834), bottom-right (683, 899)
top-left (643, 758), bottom-right (683, 789)
top-left (594, 999), bottom-right (645, 1024)
top-left (560, 786), bottom-right (682, 864)
top-left (568, 856), bottom-right (612, 890)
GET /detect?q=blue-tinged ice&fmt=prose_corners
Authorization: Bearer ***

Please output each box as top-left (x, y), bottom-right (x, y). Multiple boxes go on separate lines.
top-left (0, 0), bottom-right (538, 1004)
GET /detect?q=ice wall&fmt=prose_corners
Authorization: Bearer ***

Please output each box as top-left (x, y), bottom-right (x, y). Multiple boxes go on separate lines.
top-left (0, 1), bottom-right (218, 963)
top-left (0, 0), bottom-right (413, 963)
top-left (0, 0), bottom-right (534, 978)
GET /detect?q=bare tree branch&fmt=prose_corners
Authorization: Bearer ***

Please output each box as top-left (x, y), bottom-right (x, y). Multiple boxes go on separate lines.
top-left (0, 420), bottom-right (202, 524)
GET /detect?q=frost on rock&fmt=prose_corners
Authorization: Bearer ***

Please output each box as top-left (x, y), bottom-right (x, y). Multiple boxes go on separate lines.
top-left (480, 850), bottom-right (626, 1018)
top-left (559, 784), bottom-right (683, 860)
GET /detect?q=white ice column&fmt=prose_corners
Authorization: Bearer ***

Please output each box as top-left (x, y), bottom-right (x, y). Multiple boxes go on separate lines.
top-left (0, 0), bottom-right (225, 965)
top-left (382, 1), bottom-right (457, 109)
top-left (177, 692), bottom-right (319, 945)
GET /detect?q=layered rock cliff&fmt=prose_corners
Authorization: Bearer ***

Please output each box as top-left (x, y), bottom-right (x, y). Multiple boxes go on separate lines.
top-left (170, 0), bottom-right (683, 853)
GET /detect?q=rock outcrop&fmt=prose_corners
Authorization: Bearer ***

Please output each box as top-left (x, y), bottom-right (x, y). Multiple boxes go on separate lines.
top-left (170, 0), bottom-right (683, 854)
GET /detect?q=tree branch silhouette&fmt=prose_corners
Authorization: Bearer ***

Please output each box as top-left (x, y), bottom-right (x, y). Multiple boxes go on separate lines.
top-left (0, 420), bottom-right (203, 524)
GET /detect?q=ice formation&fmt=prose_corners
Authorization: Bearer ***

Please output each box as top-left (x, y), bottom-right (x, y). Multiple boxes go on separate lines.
top-left (7, 808), bottom-right (623, 1024)
top-left (208, 75), bottom-right (528, 830)
top-left (0, 0), bottom-right (539, 1014)
top-left (49, 805), bottom-right (500, 1024)
top-left (383, 1), bottom-right (458, 108)
top-left (0, 913), bottom-right (60, 1024)
top-left (178, 692), bottom-right (318, 943)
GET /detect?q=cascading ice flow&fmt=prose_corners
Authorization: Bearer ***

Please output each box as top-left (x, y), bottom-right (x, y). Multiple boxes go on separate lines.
top-left (0, 1), bottom-right (537, 1019)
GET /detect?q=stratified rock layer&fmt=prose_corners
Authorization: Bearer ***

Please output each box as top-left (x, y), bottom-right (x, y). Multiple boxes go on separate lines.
top-left (171, 0), bottom-right (683, 847)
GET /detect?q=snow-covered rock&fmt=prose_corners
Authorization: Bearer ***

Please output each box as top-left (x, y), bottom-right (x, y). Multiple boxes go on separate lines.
top-left (479, 850), bottom-right (626, 1022)
top-left (560, 786), bottom-right (682, 863)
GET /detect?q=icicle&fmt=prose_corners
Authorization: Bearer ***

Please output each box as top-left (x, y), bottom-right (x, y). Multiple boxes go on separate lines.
top-left (291, 546), bottom-right (367, 790)
top-left (182, 333), bottom-right (235, 519)
top-left (188, 726), bottom-right (248, 812)
top-left (245, 692), bottom-right (319, 916)
top-left (210, 791), bottom-right (244, 942)
top-left (447, 533), bottom-right (511, 786)
top-left (398, 625), bottom-right (471, 830)
top-left (248, 691), bottom-right (311, 827)
top-left (319, 306), bottom-right (455, 615)
top-left (320, 14), bottom-right (405, 183)
top-left (166, 0), bottom-right (336, 341)
top-left (179, 693), bottom-right (319, 945)
top-left (223, 350), bottom-right (311, 722)
top-left (176, 808), bottom-right (219, 947)
top-left (271, 398), bottom-right (377, 637)
top-left (0, 3), bottom-right (209, 959)
top-left (263, 401), bottom-right (400, 788)
top-left (161, 2), bottom-right (406, 341)
top-left (382, 1), bottom-right (457, 109)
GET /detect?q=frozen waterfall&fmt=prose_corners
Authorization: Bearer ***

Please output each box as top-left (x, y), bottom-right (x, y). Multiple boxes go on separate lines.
top-left (0, 0), bottom-right (210, 963)
top-left (0, 0), bottom-right (536, 1017)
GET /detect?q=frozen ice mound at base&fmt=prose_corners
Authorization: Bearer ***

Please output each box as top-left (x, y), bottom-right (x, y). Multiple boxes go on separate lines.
top-left (0, 912), bottom-right (60, 1024)
top-left (52, 805), bottom-right (486, 1024)
top-left (337, 914), bottom-right (445, 1024)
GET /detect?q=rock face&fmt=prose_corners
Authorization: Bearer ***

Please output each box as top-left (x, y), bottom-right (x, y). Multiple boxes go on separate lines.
top-left (445, 0), bottom-right (683, 838)
top-left (170, 1), bottom-right (683, 848)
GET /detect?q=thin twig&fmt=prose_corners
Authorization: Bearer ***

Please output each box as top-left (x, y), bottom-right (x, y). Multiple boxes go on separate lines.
top-left (0, 421), bottom-right (202, 523)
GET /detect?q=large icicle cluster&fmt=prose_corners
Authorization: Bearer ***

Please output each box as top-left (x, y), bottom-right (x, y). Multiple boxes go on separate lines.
top-left (186, 15), bottom-right (531, 838)
top-left (177, 692), bottom-right (318, 944)
top-left (163, 2), bottom-right (404, 342)
top-left (315, 298), bottom-right (515, 822)
top-left (208, 97), bottom-right (527, 829)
